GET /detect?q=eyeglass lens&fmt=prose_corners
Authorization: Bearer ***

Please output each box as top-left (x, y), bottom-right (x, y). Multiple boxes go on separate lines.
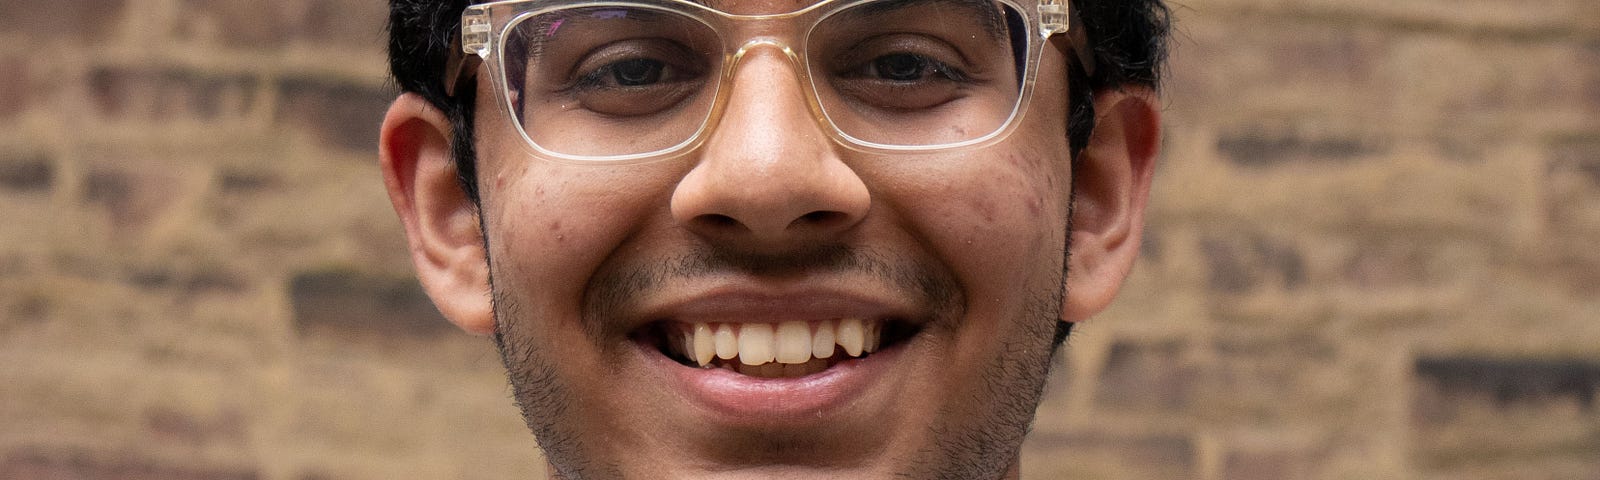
top-left (501, 0), bottom-right (1029, 158)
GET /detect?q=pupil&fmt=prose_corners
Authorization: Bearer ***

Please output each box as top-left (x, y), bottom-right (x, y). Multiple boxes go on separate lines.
top-left (612, 59), bottom-right (663, 86)
top-left (875, 55), bottom-right (925, 81)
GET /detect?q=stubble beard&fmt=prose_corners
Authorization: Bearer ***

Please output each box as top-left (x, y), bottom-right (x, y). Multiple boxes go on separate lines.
top-left (486, 244), bottom-right (1067, 480)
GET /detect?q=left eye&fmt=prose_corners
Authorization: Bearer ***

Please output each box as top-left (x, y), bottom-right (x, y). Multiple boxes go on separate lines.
top-left (606, 58), bottom-right (667, 86)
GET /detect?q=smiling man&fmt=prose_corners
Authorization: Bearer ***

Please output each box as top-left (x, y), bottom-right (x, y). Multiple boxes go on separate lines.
top-left (378, 0), bottom-right (1169, 477)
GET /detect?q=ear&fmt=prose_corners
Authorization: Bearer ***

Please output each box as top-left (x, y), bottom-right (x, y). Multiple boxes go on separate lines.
top-left (379, 93), bottom-right (494, 335)
top-left (1062, 88), bottom-right (1160, 323)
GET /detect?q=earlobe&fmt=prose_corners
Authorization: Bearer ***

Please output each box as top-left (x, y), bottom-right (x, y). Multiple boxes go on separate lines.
top-left (1061, 88), bottom-right (1160, 323)
top-left (380, 93), bottom-right (495, 335)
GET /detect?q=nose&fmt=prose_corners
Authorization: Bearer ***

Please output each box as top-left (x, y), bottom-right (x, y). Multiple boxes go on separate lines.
top-left (670, 49), bottom-right (870, 250)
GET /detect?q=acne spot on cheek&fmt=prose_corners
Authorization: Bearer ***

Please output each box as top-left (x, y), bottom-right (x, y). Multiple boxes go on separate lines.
top-left (967, 197), bottom-right (998, 225)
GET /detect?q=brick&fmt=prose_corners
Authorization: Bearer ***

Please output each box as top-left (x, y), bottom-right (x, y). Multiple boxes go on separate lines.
top-left (1414, 357), bottom-right (1600, 416)
top-left (279, 364), bottom-right (440, 458)
top-left (1385, 36), bottom-right (1596, 137)
top-left (143, 405), bottom-right (248, 448)
top-left (1587, 42), bottom-right (1600, 113)
top-left (174, 0), bottom-right (301, 47)
top-left (290, 269), bottom-right (452, 341)
top-left (1198, 334), bottom-right (1337, 424)
top-left (1546, 139), bottom-right (1600, 230)
top-left (82, 167), bottom-right (182, 233)
top-left (1206, 0), bottom-right (1599, 37)
top-left (1199, 232), bottom-right (1307, 294)
top-left (172, 0), bottom-right (385, 50)
top-left (216, 169), bottom-right (281, 195)
top-left (0, 153), bottom-right (52, 193)
top-left (1527, 248), bottom-right (1600, 298)
top-left (1549, 142), bottom-right (1600, 188)
top-left (82, 170), bottom-right (129, 204)
top-left (1138, 225), bottom-right (1164, 264)
top-left (0, 56), bottom-right (26, 118)
top-left (6, 293), bottom-right (48, 320)
top-left (275, 77), bottom-right (391, 152)
top-left (1412, 356), bottom-right (1600, 472)
top-left (1216, 125), bottom-right (1386, 167)
top-left (1095, 340), bottom-right (1196, 412)
top-left (1023, 431), bottom-right (1194, 478)
top-left (1165, 15), bottom-right (1388, 129)
top-left (1539, 139), bottom-right (1600, 296)
top-left (1223, 449), bottom-right (1313, 480)
top-left (299, 0), bottom-right (390, 49)
top-left (0, 0), bottom-right (128, 43)
top-left (121, 265), bottom-right (250, 295)
top-left (1339, 236), bottom-right (1486, 291)
top-left (0, 292), bottom-right (49, 338)
top-left (0, 449), bottom-right (256, 480)
top-left (89, 66), bottom-right (259, 123)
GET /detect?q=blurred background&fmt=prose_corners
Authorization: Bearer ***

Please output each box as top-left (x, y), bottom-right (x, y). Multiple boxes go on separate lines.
top-left (0, 0), bottom-right (1596, 478)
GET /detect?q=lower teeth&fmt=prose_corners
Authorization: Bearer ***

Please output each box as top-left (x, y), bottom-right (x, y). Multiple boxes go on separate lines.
top-left (728, 357), bottom-right (833, 378)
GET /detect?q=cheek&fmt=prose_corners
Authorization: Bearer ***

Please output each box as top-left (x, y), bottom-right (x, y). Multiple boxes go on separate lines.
top-left (884, 147), bottom-right (1069, 300)
top-left (476, 142), bottom-right (677, 321)
top-left (955, 152), bottom-right (1062, 249)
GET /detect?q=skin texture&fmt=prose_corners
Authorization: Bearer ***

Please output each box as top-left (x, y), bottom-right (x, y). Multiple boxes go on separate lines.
top-left (378, 2), bottom-right (1160, 477)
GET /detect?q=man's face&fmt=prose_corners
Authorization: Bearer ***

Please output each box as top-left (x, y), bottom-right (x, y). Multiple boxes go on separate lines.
top-left (382, 0), bottom-right (1160, 476)
top-left (469, 15), bottom-right (1075, 475)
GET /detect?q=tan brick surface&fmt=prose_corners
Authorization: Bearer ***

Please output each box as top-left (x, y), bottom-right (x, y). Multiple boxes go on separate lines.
top-left (0, 0), bottom-right (1596, 478)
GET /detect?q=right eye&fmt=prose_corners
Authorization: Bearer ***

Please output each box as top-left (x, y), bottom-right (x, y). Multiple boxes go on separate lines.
top-left (563, 40), bottom-right (709, 117)
top-left (575, 57), bottom-right (681, 89)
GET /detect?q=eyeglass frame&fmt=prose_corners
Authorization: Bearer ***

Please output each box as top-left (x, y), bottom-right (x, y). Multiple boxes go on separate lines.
top-left (442, 0), bottom-right (1095, 163)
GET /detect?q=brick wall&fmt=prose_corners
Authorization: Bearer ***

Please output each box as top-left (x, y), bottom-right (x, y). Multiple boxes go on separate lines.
top-left (0, 0), bottom-right (1595, 479)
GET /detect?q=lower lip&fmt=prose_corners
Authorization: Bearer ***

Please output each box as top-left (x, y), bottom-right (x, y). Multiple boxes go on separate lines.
top-left (637, 341), bottom-right (897, 422)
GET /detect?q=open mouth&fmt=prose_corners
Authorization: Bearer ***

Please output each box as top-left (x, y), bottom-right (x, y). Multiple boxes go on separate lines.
top-left (634, 319), bottom-right (920, 379)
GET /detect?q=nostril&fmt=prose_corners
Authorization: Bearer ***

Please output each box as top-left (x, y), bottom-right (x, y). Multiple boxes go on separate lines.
top-left (699, 214), bottom-right (741, 229)
top-left (694, 211), bottom-right (851, 236)
top-left (795, 210), bottom-right (847, 227)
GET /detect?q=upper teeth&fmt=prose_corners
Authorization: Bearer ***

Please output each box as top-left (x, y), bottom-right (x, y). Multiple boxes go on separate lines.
top-left (673, 319), bottom-right (883, 368)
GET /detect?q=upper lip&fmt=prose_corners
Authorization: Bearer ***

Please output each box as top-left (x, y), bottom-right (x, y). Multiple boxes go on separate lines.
top-left (624, 280), bottom-right (928, 332)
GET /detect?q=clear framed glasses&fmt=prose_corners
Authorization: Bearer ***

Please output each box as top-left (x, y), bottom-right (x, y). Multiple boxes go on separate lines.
top-left (446, 0), bottom-right (1085, 163)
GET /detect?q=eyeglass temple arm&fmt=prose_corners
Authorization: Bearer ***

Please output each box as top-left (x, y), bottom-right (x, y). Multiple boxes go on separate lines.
top-left (444, 29), bottom-right (481, 98)
top-left (1040, 0), bottom-right (1094, 77)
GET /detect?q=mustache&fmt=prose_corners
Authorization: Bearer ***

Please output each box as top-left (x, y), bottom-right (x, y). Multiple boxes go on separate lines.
top-left (582, 243), bottom-right (963, 339)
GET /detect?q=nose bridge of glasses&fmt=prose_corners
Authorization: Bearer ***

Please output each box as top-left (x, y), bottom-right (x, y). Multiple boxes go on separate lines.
top-left (705, 36), bottom-right (830, 134)
top-left (729, 37), bottom-right (801, 69)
